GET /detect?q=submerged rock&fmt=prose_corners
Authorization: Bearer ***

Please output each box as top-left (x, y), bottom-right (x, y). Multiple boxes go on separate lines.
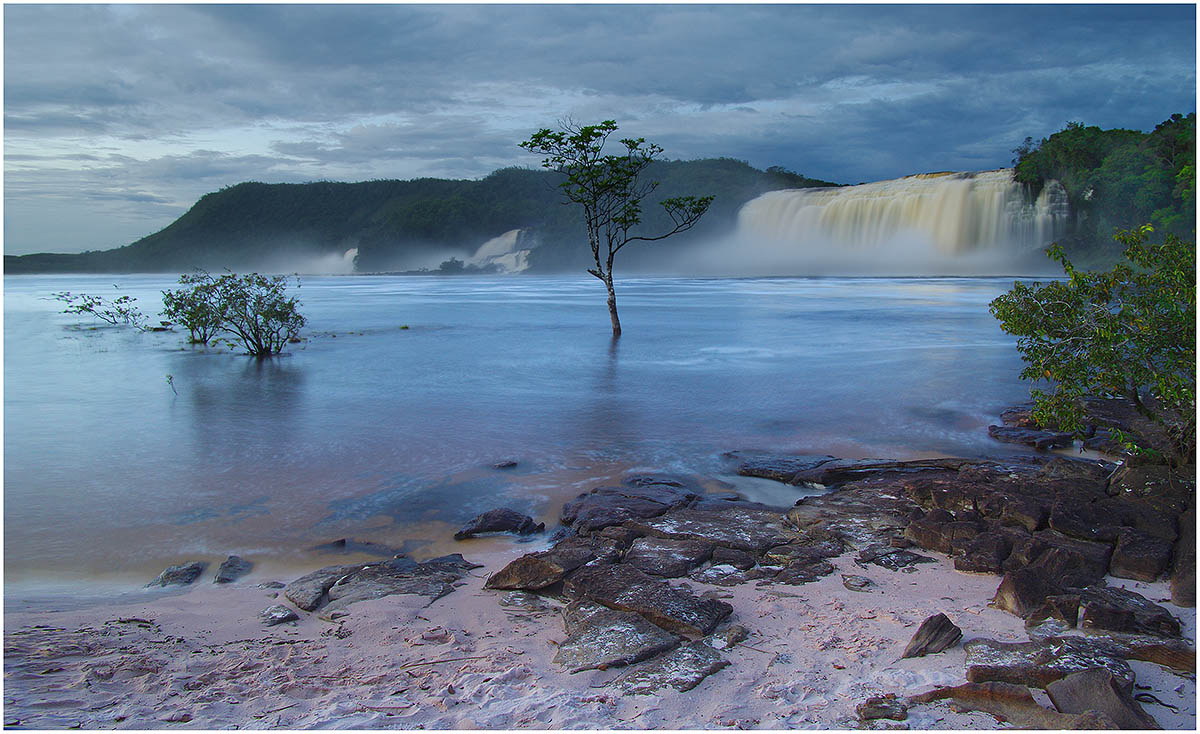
top-left (552, 602), bottom-right (679, 674)
top-left (213, 555), bottom-right (253, 584)
top-left (147, 561), bottom-right (207, 587)
top-left (618, 640), bottom-right (730, 694)
top-left (986, 425), bottom-right (1073, 450)
top-left (454, 508), bottom-right (543, 540)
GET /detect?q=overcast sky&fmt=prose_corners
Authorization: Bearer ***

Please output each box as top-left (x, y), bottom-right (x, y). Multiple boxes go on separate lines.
top-left (4, 4), bottom-right (1196, 255)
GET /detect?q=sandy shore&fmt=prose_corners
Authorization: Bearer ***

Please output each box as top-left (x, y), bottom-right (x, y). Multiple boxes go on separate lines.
top-left (4, 537), bottom-right (1195, 730)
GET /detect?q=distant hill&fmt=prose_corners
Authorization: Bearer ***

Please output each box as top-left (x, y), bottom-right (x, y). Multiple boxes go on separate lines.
top-left (4, 159), bottom-right (840, 274)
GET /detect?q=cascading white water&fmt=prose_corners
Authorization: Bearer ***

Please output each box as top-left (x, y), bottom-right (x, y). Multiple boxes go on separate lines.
top-left (738, 169), bottom-right (1069, 258)
top-left (469, 229), bottom-right (531, 273)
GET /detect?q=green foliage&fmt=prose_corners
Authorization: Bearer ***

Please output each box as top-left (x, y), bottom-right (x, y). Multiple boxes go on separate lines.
top-left (53, 286), bottom-right (147, 329)
top-left (211, 272), bottom-right (306, 357)
top-left (520, 120), bottom-right (713, 334)
top-left (990, 225), bottom-right (1196, 464)
top-left (161, 271), bottom-right (223, 343)
top-left (1013, 114), bottom-right (1196, 256)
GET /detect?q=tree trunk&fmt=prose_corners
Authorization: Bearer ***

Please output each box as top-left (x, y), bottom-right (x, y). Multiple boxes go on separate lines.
top-left (605, 277), bottom-right (622, 337)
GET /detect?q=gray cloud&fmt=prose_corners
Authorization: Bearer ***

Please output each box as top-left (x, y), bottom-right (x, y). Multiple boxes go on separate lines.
top-left (3, 4), bottom-right (1194, 254)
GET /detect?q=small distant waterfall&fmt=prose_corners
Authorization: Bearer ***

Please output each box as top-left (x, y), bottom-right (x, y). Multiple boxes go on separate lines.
top-left (738, 169), bottom-right (1070, 258)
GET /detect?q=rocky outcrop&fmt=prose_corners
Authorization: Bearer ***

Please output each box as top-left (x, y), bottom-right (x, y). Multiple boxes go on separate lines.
top-left (285, 564), bottom-right (374, 611)
top-left (908, 681), bottom-right (1119, 729)
top-left (626, 505), bottom-right (795, 553)
top-left (987, 425), bottom-right (1073, 450)
top-left (1172, 507), bottom-right (1196, 607)
top-left (560, 476), bottom-right (699, 532)
top-left (454, 508), bottom-right (543, 539)
top-left (856, 695), bottom-right (908, 722)
top-left (1077, 585), bottom-right (1182, 638)
top-left (285, 555), bottom-right (479, 612)
top-left (147, 561), bottom-right (207, 587)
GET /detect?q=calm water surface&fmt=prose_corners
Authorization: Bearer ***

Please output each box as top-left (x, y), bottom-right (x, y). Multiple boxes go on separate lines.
top-left (5, 274), bottom-right (1036, 593)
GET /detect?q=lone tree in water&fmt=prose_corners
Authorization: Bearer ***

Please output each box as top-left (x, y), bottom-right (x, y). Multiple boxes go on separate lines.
top-left (520, 120), bottom-right (713, 336)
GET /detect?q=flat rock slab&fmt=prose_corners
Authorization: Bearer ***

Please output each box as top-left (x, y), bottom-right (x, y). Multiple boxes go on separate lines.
top-left (1046, 667), bottom-right (1161, 729)
top-left (964, 637), bottom-right (1135, 691)
top-left (856, 545), bottom-right (937, 571)
top-left (285, 564), bottom-right (375, 611)
top-left (552, 603), bottom-right (679, 674)
top-left (564, 563), bottom-right (732, 636)
top-left (214, 555), bottom-right (253, 584)
top-left (735, 454), bottom-right (836, 484)
top-left (903, 613), bottom-right (962, 658)
top-left (1028, 628), bottom-right (1196, 673)
top-left (624, 537), bottom-right (714, 578)
top-left (987, 425), bottom-right (1074, 450)
top-left (147, 561), bottom-right (207, 587)
top-left (454, 507), bottom-right (543, 539)
top-left (561, 482), bottom-right (698, 532)
top-left (485, 538), bottom-right (612, 591)
top-left (908, 681), bottom-right (1119, 729)
top-left (1078, 585), bottom-right (1182, 638)
top-left (618, 640), bottom-right (730, 694)
top-left (324, 556), bottom-right (470, 611)
top-left (626, 506), bottom-right (794, 553)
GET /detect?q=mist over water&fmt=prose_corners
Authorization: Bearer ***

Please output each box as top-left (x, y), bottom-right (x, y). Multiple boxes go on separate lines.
top-left (5, 272), bottom-right (1039, 593)
top-left (681, 169), bottom-right (1069, 277)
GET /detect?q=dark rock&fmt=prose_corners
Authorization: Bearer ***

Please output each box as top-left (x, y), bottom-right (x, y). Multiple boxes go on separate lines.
top-left (1037, 456), bottom-right (1112, 483)
top-left (842, 574), bottom-right (875, 592)
top-left (1048, 499), bottom-right (1122, 543)
top-left (595, 524), bottom-right (644, 548)
top-left (908, 681), bottom-right (1120, 729)
top-left (856, 545), bottom-right (937, 571)
top-left (284, 564), bottom-right (368, 610)
top-left (626, 505), bottom-right (795, 553)
top-left (791, 457), bottom-right (972, 488)
top-left (902, 613), bottom-right (962, 658)
top-left (619, 640), bottom-right (730, 694)
top-left (771, 558), bottom-right (836, 585)
top-left (1172, 508), bottom-right (1196, 607)
top-left (324, 556), bottom-right (469, 610)
top-left (493, 460), bottom-right (518, 469)
top-left (561, 483), bottom-right (696, 531)
top-left (735, 454), bottom-right (836, 484)
top-left (213, 555), bottom-right (253, 584)
top-left (310, 537), bottom-right (407, 557)
top-left (418, 553), bottom-right (484, 573)
top-left (904, 516), bottom-right (982, 555)
top-left (1078, 585), bottom-right (1182, 638)
top-left (485, 544), bottom-right (601, 591)
top-left (563, 563), bottom-right (732, 636)
top-left (992, 567), bottom-right (1062, 618)
top-left (260, 604), bottom-right (298, 626)
top-left (1025, 594), bottom-right (1080, 628)
top-left (999, 495), bottom-right (1048, 533)
top-left (147, 561), bottom-right (207, 587)
top-left (1029, 530), bottom-right (1114, 583)
top-left (623, 537), bottom-right (714, 578)
top-left (552, 601), bottom-right (679, 674)
top-left (953, 533), bottom-right (1012, 575)
top-left (987, 424), bottom-right (1073, 450)
top-left (1028, 627), bottom-right (1197, 673)
top-left (1109, 527), bottom-right (1174, 581)
top-left (688, 564), bottom-right (751, 587)
top-left (454, 507), bottom-right (544, 540)
top-left (964, 636), bottom-right (1135, 691)
top-left (999, 405), bottom-right (1039, 429)
top-left (857, 695), bottom-right (908, 721)
top-left (762, 540), bottom-right (842, 566)
top-left (711, 547), bottom-right (756, 571)
top-left (1046, 668), bottom-right (1161, 730)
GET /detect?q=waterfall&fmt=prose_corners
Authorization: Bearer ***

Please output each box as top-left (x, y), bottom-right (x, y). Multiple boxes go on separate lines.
top-left (469, 229), bottom-right (532, 273)
top-left (737, 169), bottom-right (1070, 260)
